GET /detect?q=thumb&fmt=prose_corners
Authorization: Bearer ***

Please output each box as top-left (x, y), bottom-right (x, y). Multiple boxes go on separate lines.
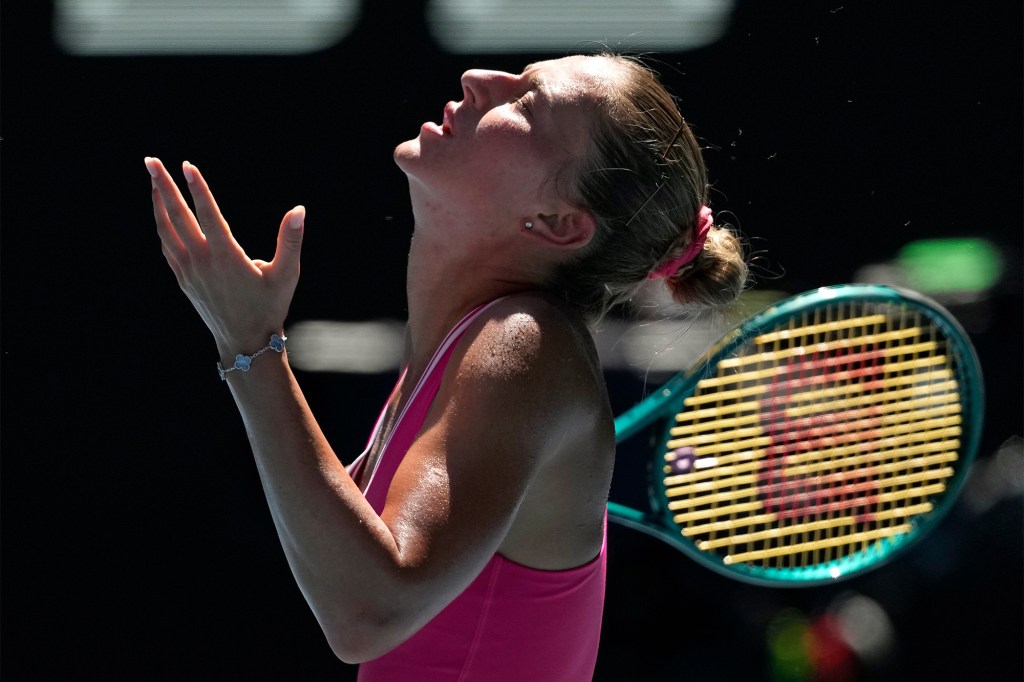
top-left (273, 205), bottom-right (305, 276)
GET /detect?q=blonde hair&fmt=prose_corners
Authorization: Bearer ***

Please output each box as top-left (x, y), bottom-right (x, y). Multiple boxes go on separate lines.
top-left (547, 55), bottom-right (748, 320)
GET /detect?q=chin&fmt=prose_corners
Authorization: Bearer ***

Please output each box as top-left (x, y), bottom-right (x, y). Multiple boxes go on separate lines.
top-left (393, 138), bottom-right (420, 171)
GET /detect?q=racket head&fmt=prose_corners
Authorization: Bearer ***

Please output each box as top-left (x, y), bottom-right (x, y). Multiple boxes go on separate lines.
top-left (619, 284), bottom-right (984, 586)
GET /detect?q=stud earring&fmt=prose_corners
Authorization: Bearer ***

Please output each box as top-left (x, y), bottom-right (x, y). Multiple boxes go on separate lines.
top-left (525, 221), bottom-right (534, 230)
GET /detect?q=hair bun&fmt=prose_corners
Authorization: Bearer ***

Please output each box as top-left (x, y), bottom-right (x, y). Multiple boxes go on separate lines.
top-left (666, 223), bottom-right (748, 309)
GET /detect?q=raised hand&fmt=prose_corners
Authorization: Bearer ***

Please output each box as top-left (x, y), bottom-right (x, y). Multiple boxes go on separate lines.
top-left (146, 157), bottom-right (305, 357)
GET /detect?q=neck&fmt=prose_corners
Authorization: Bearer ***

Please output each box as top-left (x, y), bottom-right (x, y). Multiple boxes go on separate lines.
top-left (403, 230), bottom-right (534, 374)
top-left (398, 179), bottom-right (557, 371)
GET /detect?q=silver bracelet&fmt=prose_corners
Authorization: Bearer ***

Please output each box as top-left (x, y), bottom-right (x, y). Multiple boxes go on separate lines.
top-left (217, 333), bottom-right (287, 380)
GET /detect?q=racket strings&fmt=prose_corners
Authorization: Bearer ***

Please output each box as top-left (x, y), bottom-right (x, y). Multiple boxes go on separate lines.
top-left (660, 302), bottom-right (963, 573)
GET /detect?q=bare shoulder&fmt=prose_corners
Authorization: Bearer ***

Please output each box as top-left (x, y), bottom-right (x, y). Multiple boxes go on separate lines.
top-left (443, 293), bottom-right (611, 442)
top-left (454, 293), bottom-right (605, 394)
top-left (439, 293), bottom-right (615, 569)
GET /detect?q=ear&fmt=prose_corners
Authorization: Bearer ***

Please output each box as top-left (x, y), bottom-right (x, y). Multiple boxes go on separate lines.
top-left (523, 209), bottom-right (596, 251)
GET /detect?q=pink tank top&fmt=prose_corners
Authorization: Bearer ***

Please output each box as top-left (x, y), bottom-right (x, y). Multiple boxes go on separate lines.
top-left (348, 299), bottom-right (606, 682)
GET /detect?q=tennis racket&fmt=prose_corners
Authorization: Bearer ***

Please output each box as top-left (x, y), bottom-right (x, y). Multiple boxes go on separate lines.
top-left (608, 284), bottom-right (984, 586)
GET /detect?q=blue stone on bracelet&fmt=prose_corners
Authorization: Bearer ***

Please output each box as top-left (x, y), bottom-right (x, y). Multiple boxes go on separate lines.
top-left (270, 334), bottom-right (286, 352)
top-left (234, 354), bottom-right (253, 371)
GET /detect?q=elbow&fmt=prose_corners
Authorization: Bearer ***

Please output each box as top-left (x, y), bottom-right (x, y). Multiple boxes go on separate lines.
top-left (326, 635), bottom-right (372, 665)
top-left (294, 559), bottom-right (441, 663)
top-left (325, 626), bottom-right (384, 664)
top-left (319, 606), bottom-right (417, 664)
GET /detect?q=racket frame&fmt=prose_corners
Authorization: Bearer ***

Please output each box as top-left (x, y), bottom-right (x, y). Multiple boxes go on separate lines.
top-left (608, 284), bottom-right (985, 586)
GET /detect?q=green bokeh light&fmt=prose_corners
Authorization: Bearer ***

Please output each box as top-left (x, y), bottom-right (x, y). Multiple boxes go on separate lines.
top-left (897, 238), bottom-right (1002, 293)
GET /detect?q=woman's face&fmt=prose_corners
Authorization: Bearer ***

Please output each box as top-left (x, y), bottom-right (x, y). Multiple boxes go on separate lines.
top-left (395, 55), bottom-right (620, 223)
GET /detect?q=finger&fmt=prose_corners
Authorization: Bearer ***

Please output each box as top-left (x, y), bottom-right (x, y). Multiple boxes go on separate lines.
top-left (154, 184), bottom-right (189, 287)
top-left (181, 160), bottom-right (233, 248)
top-left (145, 156), bottom-right (205, 249)
top-left (151, 178), bottom-right (186, 258)
top-left (270, 206), bottom-right (305, 280)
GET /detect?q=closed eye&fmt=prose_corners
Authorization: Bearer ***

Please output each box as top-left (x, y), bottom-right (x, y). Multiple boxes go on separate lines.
top-left (514, 96), bottom-right (532, 115)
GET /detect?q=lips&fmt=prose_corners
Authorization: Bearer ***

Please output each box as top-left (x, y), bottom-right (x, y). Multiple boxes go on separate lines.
top-left (442, 101), bottom-right (456, 136)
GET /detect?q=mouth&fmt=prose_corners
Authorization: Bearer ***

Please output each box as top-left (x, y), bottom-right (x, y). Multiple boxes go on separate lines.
top-left (441, 101), bottom-right (456, 136)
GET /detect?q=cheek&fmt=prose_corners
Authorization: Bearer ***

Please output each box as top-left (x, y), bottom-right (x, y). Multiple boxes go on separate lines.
top-left (466, 134), bottom-right (547, 187)
top-left (479, 154), bottom-right (552, 207)
top-left (474, 111), bottom-right (536, 150)
top-left (480, 126), bottom-right (555, 173)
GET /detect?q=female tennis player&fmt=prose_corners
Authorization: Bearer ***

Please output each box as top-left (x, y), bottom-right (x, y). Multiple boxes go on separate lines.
top-left (146, 53), bottom-right (748, 681)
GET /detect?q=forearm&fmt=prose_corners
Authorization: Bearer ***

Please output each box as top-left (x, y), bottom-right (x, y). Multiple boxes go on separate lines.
top-left (220, 349), bottom-right (411, 659)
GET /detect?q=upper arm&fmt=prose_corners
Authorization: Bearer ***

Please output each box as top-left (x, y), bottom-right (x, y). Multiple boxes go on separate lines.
top-left (374, 302), bottom-right (590, 633)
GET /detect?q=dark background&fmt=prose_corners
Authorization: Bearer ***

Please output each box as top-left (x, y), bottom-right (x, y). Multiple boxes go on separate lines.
top-left (3, 1), bottom-right (1021, 680)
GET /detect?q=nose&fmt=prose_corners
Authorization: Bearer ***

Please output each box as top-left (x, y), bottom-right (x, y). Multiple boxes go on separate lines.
top-left (460, 69), bottom-right (518, 109)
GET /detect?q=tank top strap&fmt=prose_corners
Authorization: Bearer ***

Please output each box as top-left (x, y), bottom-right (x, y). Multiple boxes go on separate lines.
top-left (362, 298), bottom-right (507, 512)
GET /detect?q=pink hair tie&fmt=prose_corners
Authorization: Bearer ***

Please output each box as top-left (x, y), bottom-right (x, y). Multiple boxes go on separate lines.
top-left (647, 206), bottom-right (713, 280)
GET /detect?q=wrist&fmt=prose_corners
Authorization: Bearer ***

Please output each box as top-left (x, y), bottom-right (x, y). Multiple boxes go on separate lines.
top-left (216, 332), bottom-right (288, 381)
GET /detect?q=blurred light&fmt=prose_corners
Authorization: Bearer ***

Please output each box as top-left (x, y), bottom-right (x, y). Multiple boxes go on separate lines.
top-left (596, 287), bottom-right (786, 377)
top-left (54, 0), bottom-right (360, 55)
top-left (289, 316), bottom-right (721, 375)
top-left (962, 435), bottom-right (1024, 516)
top-left (897, 238), bottom-right (1003, 294)
top-left (426, 0), bottom-right (734, 53)
top-left (287, 289), bottom-right (788, 375)
top-left (766, 608), bottom-right (813, 682)
top-left (807, 614), bottom-right (858, 682)
top-left (631, 278), bottom-right (787, 322)
top-left (602, 318), bottom-right (728, 376)
top-left (995, 436), bottom-right (1024, 494)
top-left (287, 320), bottom-right (404, 373)
top-left (831, 593), bottom-right (895, 665)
